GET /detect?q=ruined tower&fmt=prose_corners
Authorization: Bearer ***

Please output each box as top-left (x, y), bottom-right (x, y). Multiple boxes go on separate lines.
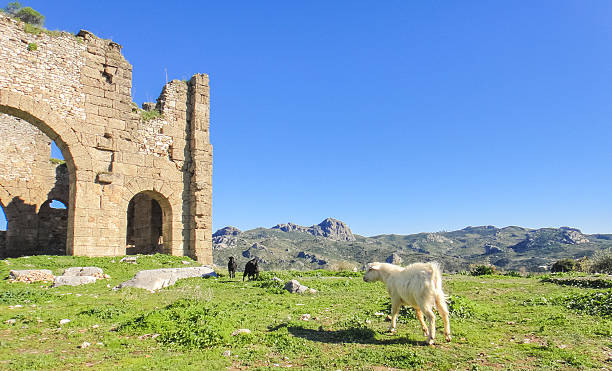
top-left (0, 14), bottom-right (213, 263)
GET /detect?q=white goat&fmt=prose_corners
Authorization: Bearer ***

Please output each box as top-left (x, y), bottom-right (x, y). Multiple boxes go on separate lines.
top-left (363, 262), bottom-right (451, 345)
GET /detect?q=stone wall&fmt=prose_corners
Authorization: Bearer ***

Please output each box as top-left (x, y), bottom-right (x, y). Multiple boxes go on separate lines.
top-left (0, 13), bottom-right (213, 262)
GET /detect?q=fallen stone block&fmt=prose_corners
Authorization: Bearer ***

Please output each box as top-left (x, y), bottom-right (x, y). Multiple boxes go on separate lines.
top-left (63, 267), bottom-right (104, 277)
top-left (115, 266), bottom-right (217, 292)
top-left (53, 276), bottom-right (97, 287)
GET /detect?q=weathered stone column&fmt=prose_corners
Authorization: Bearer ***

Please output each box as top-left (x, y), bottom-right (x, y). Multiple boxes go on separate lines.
top-left (187, 74), bottom-right (213, 264)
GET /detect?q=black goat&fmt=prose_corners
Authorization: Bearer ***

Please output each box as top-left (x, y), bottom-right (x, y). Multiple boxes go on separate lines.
top-left (228, 256), bottom-right (237, 279)
top-left (243, 258), bottom-right (260, 281)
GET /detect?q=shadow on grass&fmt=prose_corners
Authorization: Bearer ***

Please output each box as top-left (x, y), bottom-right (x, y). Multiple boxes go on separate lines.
top-left (285, 325), bottom-right (425, 346)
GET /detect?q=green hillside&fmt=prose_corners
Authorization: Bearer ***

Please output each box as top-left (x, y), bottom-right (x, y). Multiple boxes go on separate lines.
top-left (213, 220), bottom-right (612, 272)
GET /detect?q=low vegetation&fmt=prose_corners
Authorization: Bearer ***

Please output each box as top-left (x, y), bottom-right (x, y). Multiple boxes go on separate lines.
top-left (0, 255), bottom-right (610, 369)
top-left (139, 108), bottom-right (162, 121)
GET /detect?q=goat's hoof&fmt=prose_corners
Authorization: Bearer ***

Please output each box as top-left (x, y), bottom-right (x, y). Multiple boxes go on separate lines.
top-left (387, 329), bottom-right (397, 334)
top-left (445, 335), bottom-right (452, 342)
top-left (427, 338), bottom-right (435, 346)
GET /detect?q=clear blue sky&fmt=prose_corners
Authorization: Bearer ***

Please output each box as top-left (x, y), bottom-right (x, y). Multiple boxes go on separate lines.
top-left (3, 1), bottom-right (612, 236)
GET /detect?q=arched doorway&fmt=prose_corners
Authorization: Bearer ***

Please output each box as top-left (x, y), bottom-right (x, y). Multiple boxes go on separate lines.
top-left (126, 191), bottom-right (172, 255)
top-left (0, 111), bottom-right (72, 257)
top-left (37, 199), bottom-right (68, 255)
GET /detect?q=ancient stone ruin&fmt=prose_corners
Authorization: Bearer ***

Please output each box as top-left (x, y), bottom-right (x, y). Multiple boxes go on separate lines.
top-left (0, 14), bottom-right (213, 263)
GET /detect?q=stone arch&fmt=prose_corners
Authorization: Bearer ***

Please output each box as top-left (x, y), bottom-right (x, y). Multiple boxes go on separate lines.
top-left (0, 89), bottom-right (94, 256)
top-left (121, 177), bottom-right (182, 256)
top-left (0, 89), bottom-right (93, 175)
top-left (37, 199), bottom-right (68, 255)
top-left (124, 189), bottom-right (173, 255)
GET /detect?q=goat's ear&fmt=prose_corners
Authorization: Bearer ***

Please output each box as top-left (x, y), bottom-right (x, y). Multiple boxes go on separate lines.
top-left (368, 263), bottom-right (381, 271)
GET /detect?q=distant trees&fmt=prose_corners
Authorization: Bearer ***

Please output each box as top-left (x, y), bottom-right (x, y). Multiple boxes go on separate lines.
top-left (551, 258), bottom-right (577, 273)
top-left (3, 1), bottom-right (45, 27)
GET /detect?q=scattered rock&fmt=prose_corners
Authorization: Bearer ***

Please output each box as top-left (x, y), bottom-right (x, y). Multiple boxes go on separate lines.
top-left (231, 329), bottom-right (251, 336)
top-left (374, 312), bottom-right (385, 317)
top-left (272, 276), bottom-right (283, 283)
top-left (59, 319), bottom-right (71, 325)
top-left (300, 314), bottom-right (311, 321)
top-left (115, 266), bottom-right (217, 292)
top-left (5, 319), bottom-right (16, 325)
top-left (53, 276), bottom-right (97, 287)
top-left (181, 260), bottom-right (191, 265)
top-left (62, 267), bottom-right (104, 277)
top-left (78, 342), bottom-right (91, 349)
top-left (222, 350), bottom-right (231, 357)
top-left (119, 256), bottom-right (137, 264)
top-left (283, 279), bottom-right (316, 294)
top-left (8, 269), bottom-right (54, 283)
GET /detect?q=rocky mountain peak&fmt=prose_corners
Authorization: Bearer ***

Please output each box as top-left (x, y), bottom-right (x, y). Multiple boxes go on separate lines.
top-left (313, 218), bottom-right (355, 241)
top-left (213, 226), bottom-right (242, 237)
top-left (273, 218), bottom-right (355, 241)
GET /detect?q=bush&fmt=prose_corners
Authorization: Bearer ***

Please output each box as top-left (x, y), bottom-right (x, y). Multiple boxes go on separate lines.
top-left (14, 6), bottom-right (44, 26)
top-left (470, 264), bottom-right (496, 276)
top-left (557, 290), bottom-right (612, 318)
top-left (588, 250), bottom-right (612, 274)
top-left (119, 299), bottom-right (231, 348)
top-left (551, 258), bottom-right (576, 273)
top-left (4, 2), bottom-right (44, 27)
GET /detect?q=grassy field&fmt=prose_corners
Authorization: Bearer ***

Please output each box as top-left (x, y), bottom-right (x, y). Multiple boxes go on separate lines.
top-left (0, 255), bottom-right (610, 370)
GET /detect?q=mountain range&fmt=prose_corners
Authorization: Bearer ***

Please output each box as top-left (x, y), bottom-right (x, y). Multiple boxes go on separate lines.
top-left (212, 218), bottom-right (612, 272)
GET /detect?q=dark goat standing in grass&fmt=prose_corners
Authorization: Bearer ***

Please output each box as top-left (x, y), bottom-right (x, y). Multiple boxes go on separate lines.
top-left (243, 258), bottom-right (260, 281)
top-left (228, 256), bottom-right (237, 279)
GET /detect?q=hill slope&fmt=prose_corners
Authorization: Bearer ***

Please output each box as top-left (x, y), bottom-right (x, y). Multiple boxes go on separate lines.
top-left (212, 219), bottom-right (612, 272)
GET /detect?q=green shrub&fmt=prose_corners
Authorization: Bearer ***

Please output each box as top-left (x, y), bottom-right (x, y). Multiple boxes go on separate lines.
top-left (140, 109), bottom-right (162, 121)
top-left (27, 42), bottom-right (36, 51)
top-left (541, 277), bottom-right (612, 289)
top-left (79, 307), bottom-right (126, 319)
top-left (119, 298), bottom-right (231, 348)
top-left (49, 158), bottom-right (65, 165)
top-left (588, 250), bottom-right (612, 274)
top-left (556, 290), bottom-right (612, 318)
top-left (448, 295), bottom-right (475, 318)
top-left (551, 258), bottom-right (577, 273)
top-left (4, 2), bottom-right (44, 27)
top-left (254, 278), bottom-right (286, 294)
top-left (470, 264), bottom-right (496, 276)
top-left (0, 287), bottom-right (53, 304)
top-left (14, 6), bottom-right (44, 26)
top-left (23, 22), bottom-right (41, 35)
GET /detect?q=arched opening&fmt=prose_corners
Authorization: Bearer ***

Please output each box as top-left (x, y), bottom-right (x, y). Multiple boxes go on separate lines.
top-left (37, 199), bottom-right (68, 255)
top-left (0, 111), bottom-right (72, 257)
top-left (126, 191), bottom-right (172, 255)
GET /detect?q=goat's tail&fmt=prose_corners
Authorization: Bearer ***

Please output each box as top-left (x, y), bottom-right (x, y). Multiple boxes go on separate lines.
top-left (429, 261), bottom-right (447, 302)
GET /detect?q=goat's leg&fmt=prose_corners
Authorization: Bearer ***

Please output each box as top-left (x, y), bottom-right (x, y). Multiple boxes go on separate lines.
top-left (388, 297), bottom-right (401, 334)
top-left (413, 307), bottom-right (429, 337)
top-left (423, 306), bottom-right (436, 345)
top-left (435, 293), bottom-right (451, 342)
